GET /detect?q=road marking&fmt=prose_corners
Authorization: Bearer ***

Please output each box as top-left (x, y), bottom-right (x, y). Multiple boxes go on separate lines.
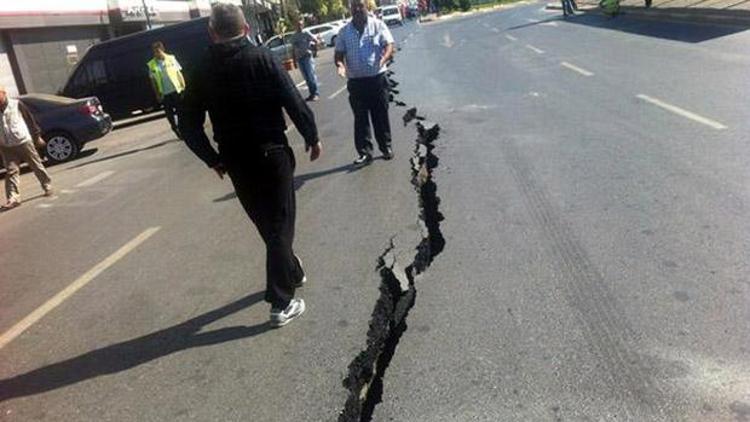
top-left (541, 21), bottom-right (559, 26)
top-left (636, 94), bottom-right (727, 130)
top-left (296, 81), bottom-right (307, 88)
top-left (60, 189), bottom-right (76, 194)
top-left (527, 18), bottom-right (540, 23)
top-left (491, 27), bottom-right (500, 33)
top-left (525, 44), bottom-right (544, 54)
top-left (75, 171), bottom-right (115, 188)
top-left (36, 203), bottom-right (54, 209)
top-left (561, 61), bottom-right (594, 76)
top-left (441, 33), bottom-right (454, 48)
top-left (328, 85), bottom-right (347, 100)
top-left (505, 34), bottom-right (518, 41)
top-left (0, 227), bottom-right (161, 350)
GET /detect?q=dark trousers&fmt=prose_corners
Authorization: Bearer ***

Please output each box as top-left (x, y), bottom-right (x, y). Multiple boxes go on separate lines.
top-left (225, 145), bottom-right (304, 309)
top-left (162, 92), bottom-right (182, 138)
top-left (347, 74), bottom-right (392, 156)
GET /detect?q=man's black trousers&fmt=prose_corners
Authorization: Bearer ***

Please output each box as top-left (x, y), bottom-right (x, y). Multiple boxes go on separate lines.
top-left (347, 73), bottom-right (392, 156)
top-left (162, 92), bottom-right (182, 138)
top-left (226, 145), bottom-right (304, 309)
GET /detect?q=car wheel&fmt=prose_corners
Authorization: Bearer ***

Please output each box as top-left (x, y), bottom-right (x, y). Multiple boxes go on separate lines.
top-left (330, 35), bottom-right (337, 47)
top-left (45, 132), bottom-right (80, 164)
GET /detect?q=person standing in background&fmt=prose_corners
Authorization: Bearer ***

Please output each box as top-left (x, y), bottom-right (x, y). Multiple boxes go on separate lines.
top-left (148, 41), bottom-right (186, 139)
top-left (0, 85), bottom-right (53, 210)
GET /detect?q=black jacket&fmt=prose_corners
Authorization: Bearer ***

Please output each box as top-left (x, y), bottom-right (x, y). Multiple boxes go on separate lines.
top-left (179, 36), bottom-right (318, 168)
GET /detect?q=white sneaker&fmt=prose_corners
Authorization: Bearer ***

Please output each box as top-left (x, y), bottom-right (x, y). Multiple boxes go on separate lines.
top-left (270, 298), bottom-right (306, 327)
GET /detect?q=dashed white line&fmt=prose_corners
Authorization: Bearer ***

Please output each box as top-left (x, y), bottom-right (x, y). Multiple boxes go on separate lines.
top-left (0, 227), bottom-right (161, 350)
top-left (328, 85), bottom-right (348, 100)
top-left (75, 170), bottom-right (115, 188)
top-left (525, 44), bottom-right (544, 54)
top-left (505, 34), bottom-right (518, 41)
top-left (295, 81), bottom-right (307, 88)
top-left (636, 94), bottom-right (727, 130)
top-left (541, 21), bottom-right (559, 27)
top-left (561, 61), bottom-right (594, 76)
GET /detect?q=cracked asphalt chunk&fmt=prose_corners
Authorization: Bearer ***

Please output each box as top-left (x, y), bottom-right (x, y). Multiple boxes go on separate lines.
top-left (338, 81), bottom-right (445, 421)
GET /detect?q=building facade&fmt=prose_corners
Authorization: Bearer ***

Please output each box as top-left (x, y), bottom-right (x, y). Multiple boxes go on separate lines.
top-left (0, 0), bottom-right (277, 97)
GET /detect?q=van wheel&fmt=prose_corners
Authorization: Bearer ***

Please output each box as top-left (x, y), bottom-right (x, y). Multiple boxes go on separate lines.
top-left (45, 131), bottom-right (79, 163)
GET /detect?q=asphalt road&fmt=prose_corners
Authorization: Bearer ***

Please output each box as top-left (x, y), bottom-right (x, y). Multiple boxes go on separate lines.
top-left (1, 4), bottom-right (749, 421)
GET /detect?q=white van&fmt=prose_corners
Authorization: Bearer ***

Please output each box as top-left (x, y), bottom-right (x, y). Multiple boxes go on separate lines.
top-left (378, 5), bottom-right (403, 26)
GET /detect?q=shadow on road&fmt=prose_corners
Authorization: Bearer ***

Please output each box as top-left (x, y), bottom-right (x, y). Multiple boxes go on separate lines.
top-left (213, 163), bottom-right (357, 203)
top-left (113, 113), bottom-right (164, 131)
top-left (0, 292), bottom-right (269, 402)
top-left (69, 139), bottom-right (181, 170)
top-left (547, 11), bottom-right (750, 42)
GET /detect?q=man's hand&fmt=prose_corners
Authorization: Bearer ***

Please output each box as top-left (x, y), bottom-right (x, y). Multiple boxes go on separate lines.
top-left (212, 162), bottom-right (227, 179)
top-left (306, 141), bottom-right (323, 161)
top-left (336, 64), bottom-right (347, 79)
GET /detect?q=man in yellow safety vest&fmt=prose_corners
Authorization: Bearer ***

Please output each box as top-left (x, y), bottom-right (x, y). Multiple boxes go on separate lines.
top-left (148, 41), bottom-right (186, 139)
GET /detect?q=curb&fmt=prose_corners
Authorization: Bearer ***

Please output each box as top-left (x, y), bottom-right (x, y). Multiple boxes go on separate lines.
top-left (545, 2), bottom-right (750, 26)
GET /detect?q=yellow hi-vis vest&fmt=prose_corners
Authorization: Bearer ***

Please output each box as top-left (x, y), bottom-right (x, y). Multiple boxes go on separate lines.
top-left (147, 54), bottom-right (185, 96)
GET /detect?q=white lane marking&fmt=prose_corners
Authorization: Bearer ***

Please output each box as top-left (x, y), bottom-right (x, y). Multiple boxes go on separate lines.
top-left (36, 203), bottom-right (54, 209)
top-left (541, 21), bottom-right (559, 26)
top-left (328, 85), bottom-right (348, 100)
top-left (0, 227), bottom-right (161, 350)
top-left (505, 34), bottom-right (518, 41)
top-left (525, 44), bottom-right (545, 54)
top-left (636, 94), bottom-right (727, 130)
top-left (60, 189), bottom-right (76, 194)
top-left (527, 18), bottom-right (540, 23)
top-left (491, 27), bottom-right (500, 33)
top-left (441, 33), bottom-right (454, 48)
top-left (75, 171), bottom-right (115, 188)
top-left (561, 61), bottom-right (594, 76)
top-left (296, 81), bottom-right (307, 88)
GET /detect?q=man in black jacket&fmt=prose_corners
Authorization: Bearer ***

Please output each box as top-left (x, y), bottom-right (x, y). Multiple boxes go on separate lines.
top-left (179, 3), bottom-right (323, 328)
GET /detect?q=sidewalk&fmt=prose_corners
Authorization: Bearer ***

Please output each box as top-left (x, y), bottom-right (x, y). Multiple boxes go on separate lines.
top-left (547, 0), bottom-right (750, 25)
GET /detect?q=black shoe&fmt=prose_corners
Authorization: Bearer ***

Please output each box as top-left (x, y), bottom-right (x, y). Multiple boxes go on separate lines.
top-left (353, 154), bottom-right (373, 166)
top-left (382, 148), bottom-right (394, 160)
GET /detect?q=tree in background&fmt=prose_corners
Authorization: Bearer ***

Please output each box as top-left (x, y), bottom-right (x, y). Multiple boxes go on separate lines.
top-left (299, 0), bottom-right (346, 20)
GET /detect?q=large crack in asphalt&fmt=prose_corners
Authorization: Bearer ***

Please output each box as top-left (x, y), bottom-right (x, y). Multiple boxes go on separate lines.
top-left (338, 68), bottom-right (445, 422)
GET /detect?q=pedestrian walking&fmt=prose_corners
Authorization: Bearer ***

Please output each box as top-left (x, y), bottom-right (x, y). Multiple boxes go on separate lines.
top-left (561, 0), bottom-right (576, 15)
top-left (291, 19), bottom-right (321, 102)
top-left (335, 0), bottom-right (396, 166)
top-left (148, 41), bottom-right (186, 139)
top-left (179, 3), bottom-right (323, 327)
top-left (0, 85), bottom-right (53, 211)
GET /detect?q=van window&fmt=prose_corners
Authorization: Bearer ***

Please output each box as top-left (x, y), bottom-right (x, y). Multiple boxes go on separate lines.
top-left (66, 58), bottom-right (108, 97)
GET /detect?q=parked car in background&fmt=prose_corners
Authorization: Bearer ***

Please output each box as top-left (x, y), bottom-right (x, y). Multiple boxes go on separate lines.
top-left (378, 5), bottom-right (404, 25)
top-left (61, 17), bottom-right (211, 121)
top-left (305, 23), bottom-right (339, 47)
top-left (264, 32), bottom-right (295, 63)
top-left (19, 94), bottom-right (112, 163)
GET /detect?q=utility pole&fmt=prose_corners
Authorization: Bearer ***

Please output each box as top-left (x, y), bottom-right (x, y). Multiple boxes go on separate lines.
top-left (142, 0), bottom-right (152, 29)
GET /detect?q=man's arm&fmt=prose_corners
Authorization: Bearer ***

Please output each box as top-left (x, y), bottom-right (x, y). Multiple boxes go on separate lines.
top-left (18, 102), bottom-right (41, 141)
top-left (379, 21), bottom-right (396, 68)
top-left (334, 33), bottom-right (347, 78)
top-left (178, 65), bottom-right (222, 172)
top-left (268, 54), bottom-right (321, 155)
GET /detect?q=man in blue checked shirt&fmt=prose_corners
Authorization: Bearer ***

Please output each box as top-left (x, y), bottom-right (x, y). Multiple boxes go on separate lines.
top-left (334, 0), bottom-right (396, 166)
